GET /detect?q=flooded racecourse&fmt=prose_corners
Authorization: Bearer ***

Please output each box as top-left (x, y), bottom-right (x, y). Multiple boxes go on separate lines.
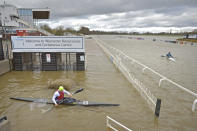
top-left (0, 35), bottom-right (197, 131)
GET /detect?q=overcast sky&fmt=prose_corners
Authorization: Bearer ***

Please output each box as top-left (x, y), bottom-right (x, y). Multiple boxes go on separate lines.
top-left (3, 0), bottom-right (197, 33)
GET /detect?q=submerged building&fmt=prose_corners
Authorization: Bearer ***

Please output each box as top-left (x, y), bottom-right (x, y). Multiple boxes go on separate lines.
top-left (0, 3), bottom-right (51, 60)
top-left (0, 4), bottom-right (85, 72)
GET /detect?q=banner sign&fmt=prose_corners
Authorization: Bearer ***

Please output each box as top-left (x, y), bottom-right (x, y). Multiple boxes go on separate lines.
top-left (11, 36), bottom-right (85, 52)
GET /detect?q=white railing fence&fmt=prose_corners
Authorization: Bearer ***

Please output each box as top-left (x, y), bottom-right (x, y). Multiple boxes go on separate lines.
top-left (16, 18), bottom-right (54, 36)
top-left (106, 116), bottom-right (132, 131)
top-left (95, 38), bottom-right (161, 116)
top-left (94, 37), bottom-right (197, 112)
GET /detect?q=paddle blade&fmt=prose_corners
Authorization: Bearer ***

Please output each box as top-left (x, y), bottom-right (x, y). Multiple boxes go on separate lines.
top-left (73, 88), bottom-right (84, 94)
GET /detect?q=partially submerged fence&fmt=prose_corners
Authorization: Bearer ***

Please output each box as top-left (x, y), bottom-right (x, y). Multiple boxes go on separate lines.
top-left (95, 37), bottom-right (197, 114)
top-left (95, 38), bottom-right (161, 116)
top-left (106, 116), bottom-right (132, 131)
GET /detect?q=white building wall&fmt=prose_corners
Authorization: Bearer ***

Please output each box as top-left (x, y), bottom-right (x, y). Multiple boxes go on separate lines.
top-left (0, 4), bottom-right (19, 27)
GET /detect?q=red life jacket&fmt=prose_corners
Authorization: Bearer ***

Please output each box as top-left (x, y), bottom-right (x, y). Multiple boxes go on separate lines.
top-left (57, 90), bottom-right (64, 100)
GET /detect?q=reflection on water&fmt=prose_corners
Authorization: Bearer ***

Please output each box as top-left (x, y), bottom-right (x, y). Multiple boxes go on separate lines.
top-left (0, 36), bottom-right (197, 131)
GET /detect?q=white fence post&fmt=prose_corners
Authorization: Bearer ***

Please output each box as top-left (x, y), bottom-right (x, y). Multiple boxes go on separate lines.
top-left (106, 116), bottom-right (132, 131)
top-left (192, 99), bottom-right (197, 112)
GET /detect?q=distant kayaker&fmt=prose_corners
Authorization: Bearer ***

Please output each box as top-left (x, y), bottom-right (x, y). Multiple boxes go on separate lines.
top-left (52, 86), bottom-right (72, 106)
top-left (166, 52), bottom-right (173, 58)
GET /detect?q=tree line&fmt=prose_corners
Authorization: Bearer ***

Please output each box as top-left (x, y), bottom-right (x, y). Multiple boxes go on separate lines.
top-left (40, 24), bottom-right (197, 36)
top-left (40, 24), bottom-right (130, 35)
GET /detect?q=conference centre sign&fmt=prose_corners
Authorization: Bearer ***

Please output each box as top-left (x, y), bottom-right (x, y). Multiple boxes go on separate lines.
top-left (11, 36), bottom-right (85, 52)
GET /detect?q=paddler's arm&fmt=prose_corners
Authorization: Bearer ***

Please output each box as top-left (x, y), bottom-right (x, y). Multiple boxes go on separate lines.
top-left (52, 91), bottom-right (59, 106)
top-left (63, 89), bottom-right (72, 97)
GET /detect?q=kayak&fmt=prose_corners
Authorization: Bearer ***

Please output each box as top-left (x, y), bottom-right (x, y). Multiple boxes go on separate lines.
top-left (10, 97), bottom-right (120, 106)
top-left (168, 57), bottom-right (175, 62)
top-left (161, 55), bottom-right (176, 62)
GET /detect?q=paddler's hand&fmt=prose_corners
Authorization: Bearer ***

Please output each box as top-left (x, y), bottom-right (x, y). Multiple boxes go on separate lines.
top-left (55, 103), bottom-right (58, 106)
top-left (68, 94), bottom-right (72, 97)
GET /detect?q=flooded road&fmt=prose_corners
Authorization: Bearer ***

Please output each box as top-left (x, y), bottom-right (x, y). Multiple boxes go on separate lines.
top-left (0, 35), bottom-right (197, 131)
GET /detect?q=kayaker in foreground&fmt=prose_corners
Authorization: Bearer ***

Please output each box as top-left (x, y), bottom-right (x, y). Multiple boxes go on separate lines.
top-left (52, 86), bottom-right (72, 106)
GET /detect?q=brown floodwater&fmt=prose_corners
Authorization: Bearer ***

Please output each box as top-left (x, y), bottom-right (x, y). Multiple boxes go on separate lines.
top-left (0, 36), bottom-right (197, 131)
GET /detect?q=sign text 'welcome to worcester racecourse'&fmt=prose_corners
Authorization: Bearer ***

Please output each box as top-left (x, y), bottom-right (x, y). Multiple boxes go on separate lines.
top-left (11, 36), bottom-right (85, 52)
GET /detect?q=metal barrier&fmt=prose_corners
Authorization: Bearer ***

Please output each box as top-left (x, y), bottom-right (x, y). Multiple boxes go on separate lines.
top-left (95, 37), bottom-right (197, 112)
top-left (95, 38), bottom-right (161, 116)
top-left (106, 116), bottom-right (132, 131)
top-left (16, 18), bottom-right (54, 36)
